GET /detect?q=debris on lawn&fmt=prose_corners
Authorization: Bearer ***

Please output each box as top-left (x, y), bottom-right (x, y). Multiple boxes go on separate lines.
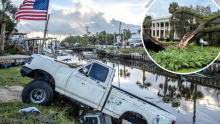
top-left (19, 107), bottom-right (57, 123)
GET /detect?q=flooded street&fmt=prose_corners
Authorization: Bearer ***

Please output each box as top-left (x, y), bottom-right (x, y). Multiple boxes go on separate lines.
top-left (58, 50), bottom-right (220, 124)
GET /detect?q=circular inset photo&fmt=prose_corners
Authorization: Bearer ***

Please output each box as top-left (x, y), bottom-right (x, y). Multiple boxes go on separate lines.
top-left (142, 0), bottom-right (220, 74)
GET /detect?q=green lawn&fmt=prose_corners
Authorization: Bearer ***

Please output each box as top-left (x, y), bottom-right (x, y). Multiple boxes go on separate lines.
top-left (175, 67), bottom-right (204, 73)
top-left (160, 41), bottom-right (179, 45)
top-left (0, 66), bottom-right (81, 124)
top-left (116, 47), bottom-right (146, 54)
top-left (0, 97), bottom-right (81, 124)
top-left (0, 66), bottom-right (32, 87)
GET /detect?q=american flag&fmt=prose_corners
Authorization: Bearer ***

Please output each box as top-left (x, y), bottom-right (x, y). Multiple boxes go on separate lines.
top-left (15, 0), bottom-right (49, 21)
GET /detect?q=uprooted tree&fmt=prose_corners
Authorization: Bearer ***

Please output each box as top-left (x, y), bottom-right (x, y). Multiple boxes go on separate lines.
top-left (143, 4), bottom-right (220, 51)
top-left (172, 9), bottom-right (220, 49)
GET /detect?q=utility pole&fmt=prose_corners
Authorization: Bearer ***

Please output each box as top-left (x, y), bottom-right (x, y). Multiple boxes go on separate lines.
top-left (113, 32), bottom-right (115, 48)
top-left (85, 26), bottom-right (90, 46)
top-left (118, 22), bottom-right (121, 49)
top-left (106, 33), bottom-right (107, 48)
top-left (123, 29), bottom-right (127, 49)
top-left (70, 34), bottom-right (71, 47)
top-left (85, 26), bottom-right (90, 35)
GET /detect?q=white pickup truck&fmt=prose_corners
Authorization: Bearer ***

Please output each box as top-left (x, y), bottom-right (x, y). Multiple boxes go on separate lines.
top-left (20, 54), bottom-right (176, 124)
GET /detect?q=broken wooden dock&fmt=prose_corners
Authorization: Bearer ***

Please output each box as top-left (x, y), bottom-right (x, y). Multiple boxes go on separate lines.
top-left (0, 55), bottom-right (30, 67)
top-left (71, 47), bottom-right (95, 51)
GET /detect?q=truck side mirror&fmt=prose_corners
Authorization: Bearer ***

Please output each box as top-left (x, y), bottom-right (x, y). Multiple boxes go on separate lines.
top-left (83, 67), bottom-right (88, 73)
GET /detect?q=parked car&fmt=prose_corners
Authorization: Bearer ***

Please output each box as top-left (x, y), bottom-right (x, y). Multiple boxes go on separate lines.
top-left (113, 42), bottom-right (122, 46)
top-left (200, 38), bottom-right (209, 46)
top-left (113, 45), bottom-right (121, 48)
top-left (158, 37), bottom-right (170, 41)
top-left (130, 41), bottom-right (141, 47)
top-left (20, 54), bottom-right (176, 124)
top-left (172, 37), bottom-right (180, 41)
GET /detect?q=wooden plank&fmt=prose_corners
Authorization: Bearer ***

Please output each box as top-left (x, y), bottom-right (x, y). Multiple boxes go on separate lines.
top-left (54, 60), bottom-right (81, 68)
top-left (0, 55), bottom-right (30, 60)
top-left (0, 58), bottom-right (29, 64)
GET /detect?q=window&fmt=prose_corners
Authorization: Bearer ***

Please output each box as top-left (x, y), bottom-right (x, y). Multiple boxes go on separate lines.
top-left (88, 63), bottom-right (109, 82)
top-left (85, 117), bottom-right (98, 124)
top-left (79, 64), bottom-right (92, 74)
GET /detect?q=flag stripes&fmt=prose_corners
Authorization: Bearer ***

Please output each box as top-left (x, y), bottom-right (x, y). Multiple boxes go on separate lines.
top-left (15, 0), bottom-right (49, 21)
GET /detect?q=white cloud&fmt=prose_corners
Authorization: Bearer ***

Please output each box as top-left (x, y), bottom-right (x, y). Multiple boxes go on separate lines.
top-left (146, 0), bottom-right (219, 19)
top-left (16, 1), bottom-right (140, 38)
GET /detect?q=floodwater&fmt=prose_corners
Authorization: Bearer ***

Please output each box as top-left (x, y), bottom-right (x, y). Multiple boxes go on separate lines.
top-left (57, 50), bottom-right (220, 124)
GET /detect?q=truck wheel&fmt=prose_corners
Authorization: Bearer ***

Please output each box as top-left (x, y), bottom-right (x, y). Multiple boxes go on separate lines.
top-left (22, 80), bottom-right (54, 105)
top-left (118, 112), bottom-right (148, 124)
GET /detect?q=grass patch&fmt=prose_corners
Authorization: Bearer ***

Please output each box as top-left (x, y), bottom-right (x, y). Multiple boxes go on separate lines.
top-left (160, 41), bottom-right (179, 45)
top-left (0, 66), bottom-right (32, 87)
top-left (0, 97), bottom-right (81, 124)
top-left (116, 47), bottom-right (146, 54)
top-left (175, 67), bottom-right (204, 73)
top-left (104, 47), bottom-right (116, 50)
top-left (148, 46), bottom-right (220, 72)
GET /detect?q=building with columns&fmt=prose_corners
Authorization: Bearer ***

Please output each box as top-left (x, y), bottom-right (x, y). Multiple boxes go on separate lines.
top-left (150, 16), bottom-right (177, 38)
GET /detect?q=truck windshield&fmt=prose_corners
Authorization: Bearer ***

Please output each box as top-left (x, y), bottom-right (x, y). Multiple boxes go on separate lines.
top-left (89, 63), bottom-right (109, 82)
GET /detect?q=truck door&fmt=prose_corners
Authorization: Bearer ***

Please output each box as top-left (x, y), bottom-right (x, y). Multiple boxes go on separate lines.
top-left (65, 63), bottom-right (112, 109)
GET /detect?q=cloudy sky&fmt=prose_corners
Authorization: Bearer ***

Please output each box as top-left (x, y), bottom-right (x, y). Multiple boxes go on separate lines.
top-left (9, 0), bottom-right (220, 40)
top-left (10, 0), bottom-right (152, 40)
top-left (147, 0), bottom-right (220, 19)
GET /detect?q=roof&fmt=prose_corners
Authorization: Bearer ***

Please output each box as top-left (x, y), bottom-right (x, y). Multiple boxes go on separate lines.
top-left (131, 34), bottom-right (141, 39)
top-left (25, 37), bottom-right (57, 41)
top-left (152, 16), bottom-right (171, 21)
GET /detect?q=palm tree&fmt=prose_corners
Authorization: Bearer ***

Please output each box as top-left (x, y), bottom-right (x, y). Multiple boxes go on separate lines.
top-left (168, 2), bottom-right (179, 39)
top-left (143, 16), bottom-right (152, 30)
top-left (0, 0), bottom-right (17, 56)
top-left (168, 2), bottom-right (179, 14)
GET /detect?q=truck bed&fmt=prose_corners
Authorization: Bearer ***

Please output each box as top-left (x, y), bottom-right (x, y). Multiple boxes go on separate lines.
top-left (102, 85), bottom-right (176, 124)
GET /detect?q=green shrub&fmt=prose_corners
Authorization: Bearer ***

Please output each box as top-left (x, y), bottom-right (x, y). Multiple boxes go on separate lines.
top-left (4, 42), bottom-right (27, 55)
top-left (148, 46), bottom-right (220, 71)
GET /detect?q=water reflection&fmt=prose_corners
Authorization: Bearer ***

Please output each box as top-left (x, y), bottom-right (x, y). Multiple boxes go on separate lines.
top-left (119, 66), bottom-right (130, 78)
top-left (59, 51), bottom-right (220, 124)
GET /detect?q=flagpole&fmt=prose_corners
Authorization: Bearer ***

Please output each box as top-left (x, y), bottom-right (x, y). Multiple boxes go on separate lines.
top-left (40, 0), bottom-right (50, 55)
top-left (40, 14), bottom-right (50, 55)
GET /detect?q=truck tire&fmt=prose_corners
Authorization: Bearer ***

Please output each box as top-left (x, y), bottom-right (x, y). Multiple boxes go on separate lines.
top-left (118, 112), bottom-right (148, 124)
top-left (22, 80), bottom-right (54, 105)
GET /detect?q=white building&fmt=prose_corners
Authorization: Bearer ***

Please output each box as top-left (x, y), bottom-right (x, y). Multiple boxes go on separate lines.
top-left (116, 36), bottom-right (121, 42)
top-left (151, 16), bottom-right (177, 38)
top-left (129, 34), bottom-right (142, 42)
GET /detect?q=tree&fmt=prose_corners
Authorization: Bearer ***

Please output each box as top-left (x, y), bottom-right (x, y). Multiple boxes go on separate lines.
top-left (168, 2), bottom-right (179, 38)
top-left (173, 9), bottom-right (220, 48)
top-left (89, 34), bottom-right (96, 47)
top-left (5, 15), bottom-right (18, 41)
top-left (143, 16), bottom-right (152, 29)
top-left (98, 31), bottom-right (106, 45)
top-left (144, 4), bottom-right (220, 51)
top-left (168, 2), bottom-right (179, 14)
top-left (0, 0), bottom-right (17, 56)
